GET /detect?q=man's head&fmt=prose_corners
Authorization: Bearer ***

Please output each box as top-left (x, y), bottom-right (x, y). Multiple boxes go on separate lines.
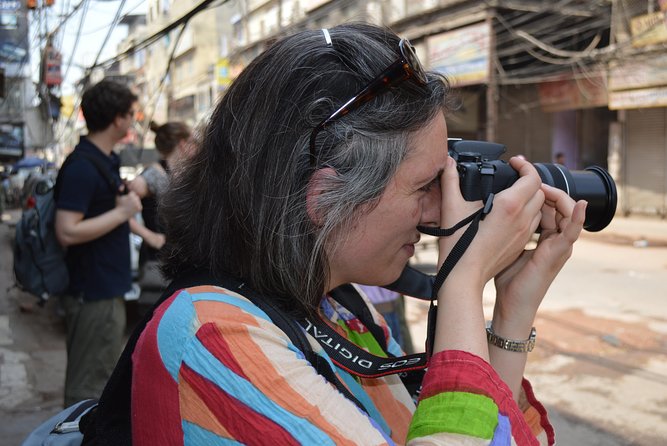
top-left (555, 152), bottom-right (566, 165)
top-left (81, 80), bottom-right (138, 133)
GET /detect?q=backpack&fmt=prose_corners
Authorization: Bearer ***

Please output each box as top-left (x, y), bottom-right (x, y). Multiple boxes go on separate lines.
top-left (21, 399), bottom-right (98, 446)
top-left (12, 151), bottom-right (121, 304)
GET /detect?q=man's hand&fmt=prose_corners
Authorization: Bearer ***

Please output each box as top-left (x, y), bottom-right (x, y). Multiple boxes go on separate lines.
top-left (117, 191), bottom-right (142, 220)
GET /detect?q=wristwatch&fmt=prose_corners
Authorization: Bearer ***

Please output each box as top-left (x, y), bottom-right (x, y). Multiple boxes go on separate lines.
top-left (486, 322), bottom-right (536, 353)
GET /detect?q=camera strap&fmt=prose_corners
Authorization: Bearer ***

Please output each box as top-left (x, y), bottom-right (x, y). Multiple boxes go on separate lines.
top-left (417, 191), bottom-right (495, 355)
top-left (303, 318), bottom-right (428, 378)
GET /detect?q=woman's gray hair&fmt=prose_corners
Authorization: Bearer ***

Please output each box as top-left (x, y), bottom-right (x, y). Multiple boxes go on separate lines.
top-left (160, 22), bottom-right (453, 317)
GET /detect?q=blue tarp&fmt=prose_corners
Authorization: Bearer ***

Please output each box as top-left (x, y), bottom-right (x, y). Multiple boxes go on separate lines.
top-left (12, 157), bottom-right (48, 171)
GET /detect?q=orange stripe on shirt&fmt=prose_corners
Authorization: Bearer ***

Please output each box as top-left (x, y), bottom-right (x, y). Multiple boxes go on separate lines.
top-left (523, 405), bottom-right (544, 438)
top-left (360, 376), bottom-right (413, 442)
top-left (179, 375), bottom-right (233, 439)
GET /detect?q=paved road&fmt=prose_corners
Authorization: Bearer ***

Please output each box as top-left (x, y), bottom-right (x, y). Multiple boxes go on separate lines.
top-left (1, 209), bottom-right (666, 445)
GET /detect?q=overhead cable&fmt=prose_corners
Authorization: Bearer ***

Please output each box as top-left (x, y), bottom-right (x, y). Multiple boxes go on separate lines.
top-left (89, 0), bottom-right (224, 71)
top-left (89, 0), bottom-right (128, 71)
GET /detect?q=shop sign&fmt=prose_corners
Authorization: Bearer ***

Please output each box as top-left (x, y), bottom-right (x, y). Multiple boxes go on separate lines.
top-left (609, 86), bottom-right (667, 109)
top-left (428, 22), bottom-right (490, 87)
top-left (630, 11), bottom-right (667, 47)
top-left (538, 72), bottom-right (608, 112)
top-left (0, 122), bottom-right (24, 159)
top-left (609, 55), bottom-right (667, 91)
top-left (216, 58), bottom-right (232, 88)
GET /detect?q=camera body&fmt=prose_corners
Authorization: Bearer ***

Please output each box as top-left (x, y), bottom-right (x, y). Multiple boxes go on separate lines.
top-left (448, 139), bottom-right (617, 232)
top-left (449, 140), bottom-right (518, 202)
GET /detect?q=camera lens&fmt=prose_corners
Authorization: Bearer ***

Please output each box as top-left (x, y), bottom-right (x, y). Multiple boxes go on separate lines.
top-left (533, 163), bottom-right (617, 232)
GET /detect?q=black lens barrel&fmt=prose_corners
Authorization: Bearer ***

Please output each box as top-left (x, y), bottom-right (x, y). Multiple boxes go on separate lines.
top-left (448, 139), bottom-right (618, 232)
top-left (533, 163), bottom-right (617, 232)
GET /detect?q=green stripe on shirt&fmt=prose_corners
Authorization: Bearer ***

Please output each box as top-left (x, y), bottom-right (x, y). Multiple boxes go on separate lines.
top-left (407, 391), bottom-right (498, 441)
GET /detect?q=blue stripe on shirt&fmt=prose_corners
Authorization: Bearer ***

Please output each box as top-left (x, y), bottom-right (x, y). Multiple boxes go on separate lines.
top-left (157, 291), bottom-right (197, 381)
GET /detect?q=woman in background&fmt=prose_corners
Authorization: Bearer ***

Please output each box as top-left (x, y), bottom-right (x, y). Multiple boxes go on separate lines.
top-left (129, 121), bottom-right (192, 263)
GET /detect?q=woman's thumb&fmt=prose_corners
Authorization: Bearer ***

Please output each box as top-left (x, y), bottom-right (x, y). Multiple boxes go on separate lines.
top-left (442, 156), bottom-right (463, 200)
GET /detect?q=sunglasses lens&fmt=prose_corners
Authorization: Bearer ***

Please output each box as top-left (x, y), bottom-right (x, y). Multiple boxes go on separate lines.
top-left (401, 39), bottom-right (427, 85)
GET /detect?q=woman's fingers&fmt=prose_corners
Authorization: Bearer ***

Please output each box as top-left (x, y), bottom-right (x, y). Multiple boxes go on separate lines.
top-left (561, 199), bottom-right (587, 243)
top-left (540, 184), bottom-right (587, 242)
top-left (507, 157), bottom-right (543, 200)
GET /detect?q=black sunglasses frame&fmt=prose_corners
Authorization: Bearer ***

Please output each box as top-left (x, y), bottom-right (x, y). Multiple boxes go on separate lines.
top-left (308, 39), bottom-right (427, 167)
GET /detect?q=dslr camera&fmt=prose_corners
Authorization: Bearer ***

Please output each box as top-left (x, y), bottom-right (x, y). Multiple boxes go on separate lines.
top-left (448, 139), bottom-right (617, 232)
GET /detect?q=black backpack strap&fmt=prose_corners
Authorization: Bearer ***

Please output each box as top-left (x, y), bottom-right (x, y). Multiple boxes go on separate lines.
top-left (330, 284), bottom-right (388, 351)
top-left (57, 150), bottom-right (122, 201)
top-left (225, 280), bottom-right (367, 413)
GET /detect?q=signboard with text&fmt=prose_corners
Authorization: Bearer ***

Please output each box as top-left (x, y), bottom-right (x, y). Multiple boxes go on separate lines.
top-left (630, 11), bottom-right (667, 47)
top-left (609, 54), bottom-right (667, 109)
top-left (609, 86), bottom-right (667, 110)
top-left (538, 72), bottom-right (608, 112)
top-left (428, 22), bottom-right (490, 87)
top-left (609, 55), bottom-right (667, 91)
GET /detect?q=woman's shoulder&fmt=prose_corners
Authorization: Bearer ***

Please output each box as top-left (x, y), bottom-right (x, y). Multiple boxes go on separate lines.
top-left (163, 284), bottom-right (271, 322)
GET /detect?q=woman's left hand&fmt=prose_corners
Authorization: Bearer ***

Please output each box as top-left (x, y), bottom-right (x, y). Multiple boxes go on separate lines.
top-left (492, 184), bottom-right (587, 329)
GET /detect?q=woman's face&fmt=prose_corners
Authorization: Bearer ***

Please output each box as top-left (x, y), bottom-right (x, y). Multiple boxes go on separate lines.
top-left (327, 112), bottom-right (448, 290)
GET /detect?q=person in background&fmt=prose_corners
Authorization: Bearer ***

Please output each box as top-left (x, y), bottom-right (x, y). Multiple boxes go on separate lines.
top-left (128, 23), bottom-right (585, 444)
top-left (128, 121), bottom-right (192, 263)
top-left (554, 152), bottom-right (566, 166)
top-left (54, 79), bottom-right (143, 407)
top-left (356, 284), bottom-right (412, 352)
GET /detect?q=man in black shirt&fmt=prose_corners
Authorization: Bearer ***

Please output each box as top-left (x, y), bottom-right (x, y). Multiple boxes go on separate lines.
top-left (55, 80), bottom-right (142, 406)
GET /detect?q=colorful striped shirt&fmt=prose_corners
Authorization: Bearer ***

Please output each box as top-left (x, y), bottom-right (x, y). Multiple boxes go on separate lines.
top-left (131, 285), bottom-right (554, 445)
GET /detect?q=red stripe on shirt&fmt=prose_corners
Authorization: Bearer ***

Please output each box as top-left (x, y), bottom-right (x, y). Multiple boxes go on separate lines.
top-left (421, 350), bottom-right (539, 446)
top-left (132, 293), bottom-right (184, 445)
top-left (180, 363), bottom-right (301, 446)
top-left (195, 322), bottom-right (249, 379)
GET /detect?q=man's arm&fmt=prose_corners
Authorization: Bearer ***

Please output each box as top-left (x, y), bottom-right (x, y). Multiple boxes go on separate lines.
top-left (56, 191), bottom-right (142, 247)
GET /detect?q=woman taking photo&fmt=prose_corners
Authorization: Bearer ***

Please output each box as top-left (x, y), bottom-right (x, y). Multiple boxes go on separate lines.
top-left (124, 23), bottom-right (584, 445)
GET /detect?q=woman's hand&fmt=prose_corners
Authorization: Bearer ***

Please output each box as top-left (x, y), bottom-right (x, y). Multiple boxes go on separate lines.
top-left (438, 156), bottom-right (545, 290)
top-left (492, 184), bottom-right (587, 330)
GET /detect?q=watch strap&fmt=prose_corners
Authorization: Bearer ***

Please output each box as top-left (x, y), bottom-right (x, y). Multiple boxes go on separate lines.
top-left (486, 322), bottom-right (536, 353)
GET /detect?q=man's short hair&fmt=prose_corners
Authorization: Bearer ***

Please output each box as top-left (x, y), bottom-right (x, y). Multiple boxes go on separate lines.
top-left (81, 80), bottom-right (138, 133)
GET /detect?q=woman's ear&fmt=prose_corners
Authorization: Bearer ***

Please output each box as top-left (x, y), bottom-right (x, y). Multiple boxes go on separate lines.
top-left (306, 167), bottom-right (337, 227)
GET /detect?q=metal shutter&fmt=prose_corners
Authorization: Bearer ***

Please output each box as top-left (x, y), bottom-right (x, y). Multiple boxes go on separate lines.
top-left (624, 108), bottom-right (667, 216)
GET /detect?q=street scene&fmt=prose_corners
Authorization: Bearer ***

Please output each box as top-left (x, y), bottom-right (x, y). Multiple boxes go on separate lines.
top-left (2, 0), bottom-right (667, 445)
top-left (1, 210), bottom-right (666, 445)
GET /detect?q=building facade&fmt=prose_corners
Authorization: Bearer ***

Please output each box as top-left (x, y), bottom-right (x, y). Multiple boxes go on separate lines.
top-left (114, 0), bottom-right (666, 217)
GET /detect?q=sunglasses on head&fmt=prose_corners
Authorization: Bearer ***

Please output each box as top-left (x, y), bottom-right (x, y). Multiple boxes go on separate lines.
top-left (309, 38), bottom-right (427, 167)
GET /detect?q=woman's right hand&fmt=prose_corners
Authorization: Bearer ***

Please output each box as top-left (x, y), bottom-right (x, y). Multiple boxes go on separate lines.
top-left (438, 155), bottom-right (544, 290)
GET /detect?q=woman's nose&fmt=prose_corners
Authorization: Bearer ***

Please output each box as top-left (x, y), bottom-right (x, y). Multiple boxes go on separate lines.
top-left (420, 187), bottom-right (441, 228)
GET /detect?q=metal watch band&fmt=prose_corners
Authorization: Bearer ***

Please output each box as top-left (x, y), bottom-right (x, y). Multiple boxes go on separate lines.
top-left (485, 322), bottom-right (536, 353)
